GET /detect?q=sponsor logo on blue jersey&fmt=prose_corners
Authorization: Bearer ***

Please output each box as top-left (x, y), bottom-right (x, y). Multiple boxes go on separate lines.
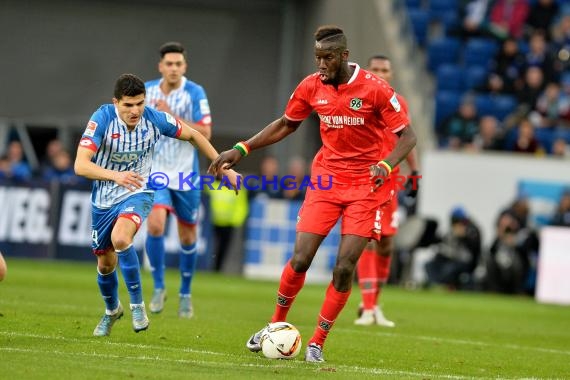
top-left (110, 151), bottom-right (143, 164)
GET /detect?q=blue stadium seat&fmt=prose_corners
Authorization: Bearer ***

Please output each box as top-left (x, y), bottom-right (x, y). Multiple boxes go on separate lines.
top-left (535, 128), bottom-right (556, 154)
top-left (405, 0), bottom-right (423, 8)
top-left (435, 90), bottom-right (462, 129)
top-left (503, 127), bottom-right (518, 150)
top-left (408, 8), bottom-right (430, 46)
top-left (462, 38), bottom-right (499, 69)
top-left (554, 129), bottom-right (570, 144)
top-left (427, 37), bottom-right (461, 72)
top-left (474, 94), bottom-right (495, 117)
top-left (464, 65), bottom-right (488, 90)
top-left (436, 64), bottom-right (466, 92)
top-left (518, 40), bottom-right (530, 55)
top-left (492, 95), bottom-right (517, 120)
top-left (474, 94), bottom-right (517, 120)
top-left (441, 11), bottom-right (460, 35)
top-left (428, 0), bottom-right (459, 22)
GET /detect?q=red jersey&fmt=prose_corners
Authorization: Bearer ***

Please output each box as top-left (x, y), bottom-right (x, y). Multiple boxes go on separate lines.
top-left (380, 93), bottom-right (409, 175)
top-left (285, 63), bottom-right (409, 183)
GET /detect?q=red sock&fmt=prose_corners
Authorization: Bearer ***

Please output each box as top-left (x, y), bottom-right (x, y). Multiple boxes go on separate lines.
top-left (357, 248), bottom-right (377, 310)
top-left (271, 261), bottom-right (306, 323)
top-left (374, 255), bottom-right (391, 302)
top-left (309, 282), bottom-right (351, 348)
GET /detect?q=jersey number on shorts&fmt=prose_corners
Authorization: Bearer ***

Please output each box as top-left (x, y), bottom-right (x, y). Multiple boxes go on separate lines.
top-left (374, 210), bottom-right (382, 234)
top-left (92, 230), bottom-right (99, 245)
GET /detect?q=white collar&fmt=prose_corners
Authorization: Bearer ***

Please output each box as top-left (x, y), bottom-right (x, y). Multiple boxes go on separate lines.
top-left (347, 62), bottom-right (360, 85)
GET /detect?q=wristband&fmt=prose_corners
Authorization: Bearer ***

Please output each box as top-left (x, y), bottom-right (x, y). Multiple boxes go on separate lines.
top-left (233, 141), bottom-right (250, 157)
top-left (377, 160), bottom-right (392, 176)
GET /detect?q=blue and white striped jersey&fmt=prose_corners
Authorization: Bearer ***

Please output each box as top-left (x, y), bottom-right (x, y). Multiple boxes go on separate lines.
top-left (79, 104), bottom-right (182, 208)
top-left (145, 76), bottom-right (212, 190)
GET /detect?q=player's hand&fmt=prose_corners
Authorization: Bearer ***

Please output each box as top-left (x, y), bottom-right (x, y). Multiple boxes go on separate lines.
top-left (113, 171), bottom-right (144, 192)
top-left (221, 168), bottom-right (241, 195)
top-left (369, 163), bottom-right (389, 192)
top-left (208, 149), bottom-right (242, 176)
top-left (405, 170), bottom-right (420, 198)
top-left (154, 100), bottom-right (173, 114)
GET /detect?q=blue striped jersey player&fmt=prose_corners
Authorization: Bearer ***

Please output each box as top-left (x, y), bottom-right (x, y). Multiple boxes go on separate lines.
top-left (74, 73), bottom-right (238, 337)
top-left (143, 41), bottom-right (213, 318)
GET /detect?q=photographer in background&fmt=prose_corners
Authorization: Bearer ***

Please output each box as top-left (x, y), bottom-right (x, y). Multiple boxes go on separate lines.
top-left (424, 207), bottom-right (482, 290)
top-left (483, 196), bottom-right (539, 294)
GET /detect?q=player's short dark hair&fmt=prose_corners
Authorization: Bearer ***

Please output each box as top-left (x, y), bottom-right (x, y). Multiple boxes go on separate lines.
top-left (114, 74), bottom-right (146, 100)
top-left (368, 54), bottom-right (390, 63)
top-left (314, 25), bottom-right (347, 49)
top-left (159, 41), bottom-right (186, 58)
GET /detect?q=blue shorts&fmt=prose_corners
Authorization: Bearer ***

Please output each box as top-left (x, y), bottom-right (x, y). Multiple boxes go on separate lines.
top-left (153, 188), bottom-right (201, 225)
top-left (91, 192), bottom-right (153, 255)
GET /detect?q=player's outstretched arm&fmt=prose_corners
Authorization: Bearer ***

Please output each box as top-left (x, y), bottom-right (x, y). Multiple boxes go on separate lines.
top-left (74, 147), bottom-right (144, 191)
top-left (208, 116), bottom-right (301, 175)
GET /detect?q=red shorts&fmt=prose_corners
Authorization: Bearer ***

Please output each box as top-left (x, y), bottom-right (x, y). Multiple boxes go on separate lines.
top-left (379, 193), bottom-right (399, 237)
top-left (296, 176), bottom-right (395, 240)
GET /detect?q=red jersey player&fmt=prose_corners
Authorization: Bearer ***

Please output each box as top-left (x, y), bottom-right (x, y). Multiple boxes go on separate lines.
top-left (355, 55), bottom-right (420, 327)
top-left (209, 25), bottom-right (416, 363)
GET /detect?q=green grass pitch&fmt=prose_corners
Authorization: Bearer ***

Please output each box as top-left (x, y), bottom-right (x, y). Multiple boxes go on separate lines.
top-left (1, 258), bottom-right (569, 379)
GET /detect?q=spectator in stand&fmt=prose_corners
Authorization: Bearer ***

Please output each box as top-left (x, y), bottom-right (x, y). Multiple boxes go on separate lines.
top-left (253, 155), bottom-right (283, 199)
top-left (454, 0), bottom-right (492, 39)
top-left (40, 139), bottom-right (64, 172)
top-left (487, 37), bottom-right (526, 95)
top-left (525, 0), bottom-right (559, 40)
top-left (529, 82), bottom-right (570, 129)
top-left (551, 14), bottom-right (570, 72)
top-left (512, 118), bottom-right (541, 154)
top-left (424, 206), bottom-right (482, 290)
top-left (282, 156), bottom-right (307, 201)
top-left (471, 115), bottom-right (505, 151)
top-left (551, 138), bottom-right (570, 157)
top-left (517, 66), bottom-right (546, 112)
top-left (550, 189), bottom-right (570, 227)
top-left (524, 30), bottom-right (558, 84)
top-left (5, 141), bottom-right (32, 181)
top-left (0, 156), bottom-right (10, 180)
top-left (42, 149), bottom-right (85, 184)
top-left (488, 0), bottom-right (530, 40)
top-left (440, 97), bottom-right (480, 149)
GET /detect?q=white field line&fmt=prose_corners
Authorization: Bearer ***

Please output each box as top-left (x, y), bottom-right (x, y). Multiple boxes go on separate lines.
top-left (3, 327), bottom-right (570, 358)
top-left (334, 327), bottom-right (570, 357)
top-left (1, 331), bottom-right (566, 379)
top-left (0, 346), bottom-right (492, 379)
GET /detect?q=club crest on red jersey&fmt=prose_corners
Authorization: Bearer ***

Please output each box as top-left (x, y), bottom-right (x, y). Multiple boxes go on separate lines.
top-left (349, 98), bottom-right (362, 110)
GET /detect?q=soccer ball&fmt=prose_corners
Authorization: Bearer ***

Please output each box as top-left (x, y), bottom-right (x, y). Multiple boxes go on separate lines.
top-left (260, 322), bottom-right (302, 359)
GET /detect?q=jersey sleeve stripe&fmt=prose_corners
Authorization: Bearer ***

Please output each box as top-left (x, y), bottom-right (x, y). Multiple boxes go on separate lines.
top-left (79, 137), bottom-right (98, 152)
top-left (390, 124), bottom-right (407, 134)
top-left (174, 119), bottom-right (182, 138)
top-left (284, 113), bottom-right (305, 122)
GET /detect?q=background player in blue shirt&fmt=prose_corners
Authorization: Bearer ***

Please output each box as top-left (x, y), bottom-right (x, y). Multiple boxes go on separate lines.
top-left (144, 42), bottom-right (212, 318)
top-left (74, 73), bottom-right (238, 336)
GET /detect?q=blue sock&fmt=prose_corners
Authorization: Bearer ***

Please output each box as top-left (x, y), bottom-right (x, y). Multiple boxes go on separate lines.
top-left (97, 268), bottom-right (119, 312)
top-left (179, 243), bottom-right (197, 296)
top-left (145, 235), bottom-right (166, 290)
top-left (117, 245), bottom-right (143, 304)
